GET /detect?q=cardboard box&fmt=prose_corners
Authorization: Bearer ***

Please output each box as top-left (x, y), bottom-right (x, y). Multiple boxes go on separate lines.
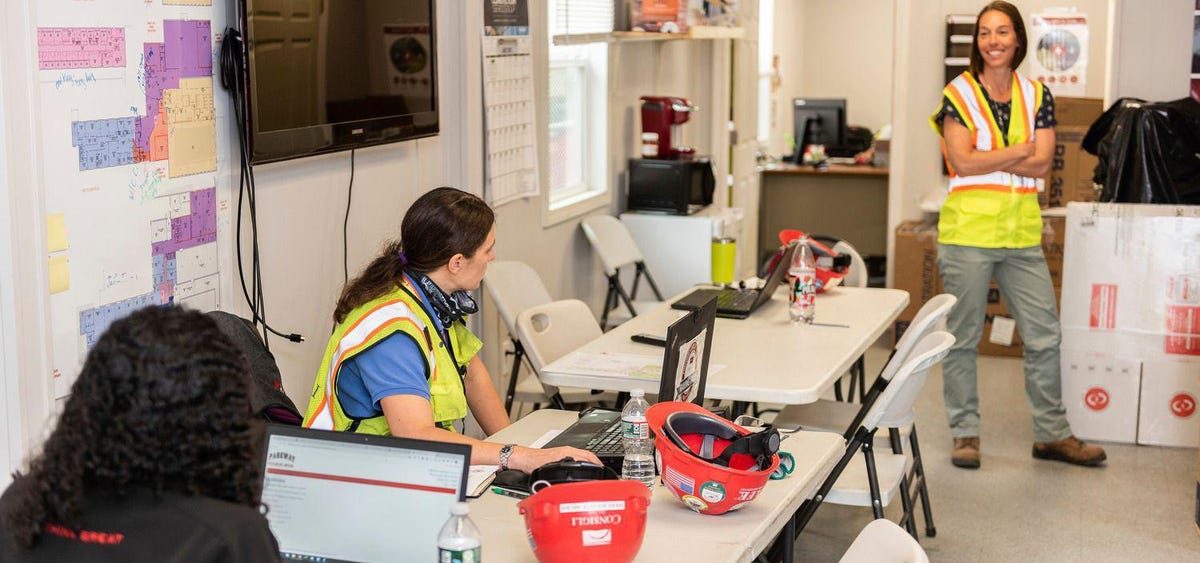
top-left (1045, 97), bottom-right (1105, 208)
top-left (1060, 203), bottom-right (1200, 358)
top-left (1061, 350), bottom-right (1141, 444)
top-left (1137, 358), bottom-right (1200, 447)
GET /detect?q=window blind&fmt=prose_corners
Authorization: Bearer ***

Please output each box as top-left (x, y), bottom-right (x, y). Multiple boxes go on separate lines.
top-left (552, 0), bottom-right (614, 35)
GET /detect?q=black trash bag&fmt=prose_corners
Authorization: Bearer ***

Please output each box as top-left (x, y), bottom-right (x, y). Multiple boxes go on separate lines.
top-left (207, 310), bottom-right (303, 425)
top-left (1081, 97), bottom-right (1200, 204)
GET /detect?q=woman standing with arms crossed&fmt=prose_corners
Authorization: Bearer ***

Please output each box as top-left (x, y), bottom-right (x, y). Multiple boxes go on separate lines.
top-left (303, 187), bottom-right (599, 472)
top-left (930, 1), bottom-right (1104, 469)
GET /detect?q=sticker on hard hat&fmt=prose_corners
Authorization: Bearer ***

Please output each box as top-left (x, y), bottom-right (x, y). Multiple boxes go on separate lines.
top-left (581, 528), bottom-right (614, 546)
top-left (699, 482), bottom-right (726, 503)
top-left (681, 495), bottom-right (709, 512)
top-left (663, 466), bottom-right (695, 495)
top-left (559, 500), bottom-right (627, 513)
top-left (736, 486), bottom-right (764, 501)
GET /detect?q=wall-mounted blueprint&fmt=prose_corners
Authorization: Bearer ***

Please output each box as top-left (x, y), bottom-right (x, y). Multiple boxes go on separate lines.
top-left (36, 3), bottom-right (232, 397)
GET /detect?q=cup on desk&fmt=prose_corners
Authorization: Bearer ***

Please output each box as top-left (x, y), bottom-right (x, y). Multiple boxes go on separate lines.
top-left (711, 237), bottom-right (736, 286)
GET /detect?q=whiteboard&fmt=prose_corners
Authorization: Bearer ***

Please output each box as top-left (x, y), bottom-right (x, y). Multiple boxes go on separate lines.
top-left (35, 3), bottom-right (235, 397)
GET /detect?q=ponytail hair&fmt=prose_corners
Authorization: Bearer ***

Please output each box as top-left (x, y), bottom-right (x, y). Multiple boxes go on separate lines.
top-left (333, 188), bottom-right (493, 323)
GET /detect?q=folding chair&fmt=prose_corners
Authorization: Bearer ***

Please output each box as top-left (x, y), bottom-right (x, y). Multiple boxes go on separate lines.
top-left (482, 261), bottom-right (554, 415)
top-left (515, 299), bottom-right (615, 409)
top-left (580, 215), bottom-right (664, 329)
top-left (839, 519), bottom-right (930, 563)
top-left (768, 331), bottom-right (953, 561)
top-left (829, 238), bottom-right (868, 402)
top-left (774, 294), bottom-right (956, 539)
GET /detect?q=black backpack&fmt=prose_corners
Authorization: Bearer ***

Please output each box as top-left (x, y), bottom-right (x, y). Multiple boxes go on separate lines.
top-left (207, 311), bottom-right (303, 425)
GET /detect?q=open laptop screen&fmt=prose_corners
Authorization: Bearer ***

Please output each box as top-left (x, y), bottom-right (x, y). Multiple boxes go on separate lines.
top-left (260, 424), bottom-right (470, 563)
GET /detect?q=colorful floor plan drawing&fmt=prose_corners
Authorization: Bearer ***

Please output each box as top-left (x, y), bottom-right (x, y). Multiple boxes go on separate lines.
top-left (37, 27), bottom-right (125, 70)
top-left (78, 187), bottom-right (218, 349)
top-left (60, 20), bottom-right (217, 177)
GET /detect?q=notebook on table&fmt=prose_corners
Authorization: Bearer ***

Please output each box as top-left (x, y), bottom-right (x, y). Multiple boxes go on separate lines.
top-left (671, 242), bottom-right (797, 319)
top-left (542, 297), bottom-right (718, 473)
top-left (259, 424), bottom-right (470, 563)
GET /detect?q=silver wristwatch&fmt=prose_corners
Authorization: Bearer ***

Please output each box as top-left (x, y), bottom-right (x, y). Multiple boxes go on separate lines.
top-left (498, 443), bottom-right (516, 471)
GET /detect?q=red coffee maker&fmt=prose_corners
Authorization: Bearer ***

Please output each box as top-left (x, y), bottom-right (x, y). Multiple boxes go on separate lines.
top-left (640, 96), bottom-right (696, 159)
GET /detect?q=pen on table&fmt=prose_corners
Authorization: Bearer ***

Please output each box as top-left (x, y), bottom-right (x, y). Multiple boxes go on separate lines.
top-left (491, 486), bottom-right (530, 500)
top-left (809, 322), bottom-right (850, 328)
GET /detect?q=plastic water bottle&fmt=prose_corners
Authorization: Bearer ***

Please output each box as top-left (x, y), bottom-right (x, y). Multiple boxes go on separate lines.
top-left (438, 502), bottom-right (481, 563)
top-left (620, 388), bottom-right (655, 488)
top-left (788, 237), bottom-right (817, 324)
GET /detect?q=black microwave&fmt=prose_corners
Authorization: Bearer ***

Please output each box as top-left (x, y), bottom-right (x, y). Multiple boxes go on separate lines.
top-left (627, 158), bottom-right (715, 215)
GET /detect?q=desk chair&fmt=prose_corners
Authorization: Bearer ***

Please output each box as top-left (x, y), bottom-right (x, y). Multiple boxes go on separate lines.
top-left (515, 299), bottom-right (614, 409)
top-left (775, 293), bottom-right (956, 538)
top-left (483, 261), bottom-right (554, 415)
top-left (765, 331), bottom-right (952, 563)
top-left (580, 215), bottom-right (664, 329)
top-left (839, 519), bottom-right (930, 563)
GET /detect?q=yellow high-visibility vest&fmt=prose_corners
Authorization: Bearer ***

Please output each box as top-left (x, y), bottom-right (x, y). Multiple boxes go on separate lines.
top-left (303, 275), bottom-right (480, 434)
top-left (930, 71), bottom-right (1045, 248)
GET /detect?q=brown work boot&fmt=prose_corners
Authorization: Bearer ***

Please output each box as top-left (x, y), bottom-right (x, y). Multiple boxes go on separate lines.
top-left (951, 436), bottom-right (980, 469)
top-left (1032, 436), bottom-right (1107, 467)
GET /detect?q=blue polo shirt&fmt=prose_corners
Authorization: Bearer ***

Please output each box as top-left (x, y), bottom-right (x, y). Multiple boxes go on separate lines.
top-left (335, 283), bottom-right (446, 419)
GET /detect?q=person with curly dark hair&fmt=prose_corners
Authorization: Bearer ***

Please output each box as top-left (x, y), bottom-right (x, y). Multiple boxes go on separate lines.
top-left (0, 306), bottom-right (280, 561)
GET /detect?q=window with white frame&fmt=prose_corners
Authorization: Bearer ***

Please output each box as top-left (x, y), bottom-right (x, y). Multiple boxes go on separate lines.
top-left (546, 0), bottom-right (610, 214)
top-left (756, 0), bottom-right (776, 144)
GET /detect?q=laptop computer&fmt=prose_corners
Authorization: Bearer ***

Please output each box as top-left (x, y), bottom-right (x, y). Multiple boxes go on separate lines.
top-left (541, 299), bottom-right (718, 473)
top-left (671, 241), bottom-right (798, 319)
top-left (259, 424), bottom-right (470, 562)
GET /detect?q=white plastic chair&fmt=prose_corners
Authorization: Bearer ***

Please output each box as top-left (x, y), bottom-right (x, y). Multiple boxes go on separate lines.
top-left (580, 215), bottom-right (664, 329)
top-left (830, 239), bottom-right (869, 402)
top-left (776, 293), bottom-right (956, 538)
top-left (832, 240), bottom-right (868, 290)
top-left (484, 262), bottom-right (610, 414)
top-left (839, 519), bottom-right (930, 563)
top-left (790, 331), bottom-right (955, 540)
top-left (515, 299), bottom-right (611, 406)
top-left (483, 261), bottom-right (554, 415)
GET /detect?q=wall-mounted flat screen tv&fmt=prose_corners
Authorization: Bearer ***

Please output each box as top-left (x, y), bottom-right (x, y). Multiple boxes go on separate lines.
top-left (240, 0), bottom-right (438, 164)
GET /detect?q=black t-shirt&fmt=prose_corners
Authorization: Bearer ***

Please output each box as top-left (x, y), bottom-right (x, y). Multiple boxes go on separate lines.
top-left (0, 482), bottom-right (280, 562)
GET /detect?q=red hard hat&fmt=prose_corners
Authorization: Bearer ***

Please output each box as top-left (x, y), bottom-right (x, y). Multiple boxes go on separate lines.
top-left (777, 229), bottom-right (849, 293)
top-left (646, 402), bottom-right (780, 515)
top-left (517, 479), bottom-right (652, 563)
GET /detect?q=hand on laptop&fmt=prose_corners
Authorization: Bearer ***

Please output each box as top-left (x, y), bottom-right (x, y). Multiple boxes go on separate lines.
top-left (510, 446), bottom-right (602, 473)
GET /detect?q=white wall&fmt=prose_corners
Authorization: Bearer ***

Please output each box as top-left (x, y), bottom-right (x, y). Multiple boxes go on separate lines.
top-left (1106, 0), bottom-right (1193, 101)
top-left (1, 0), bottom-right (55, 478)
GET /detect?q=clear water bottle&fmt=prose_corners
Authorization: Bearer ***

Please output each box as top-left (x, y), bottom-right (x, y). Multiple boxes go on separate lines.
top-left (438, 502), bottom-right (481, 563)
top-left (788, 237), bottom-right (816, 324)
top-left (621, 388), bottom-right (655, 488)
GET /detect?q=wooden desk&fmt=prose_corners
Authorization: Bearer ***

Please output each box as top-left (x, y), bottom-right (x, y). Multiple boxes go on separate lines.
top-left (472, 409), bottom-right (844, 563)
top-left (758, 163), bottom-right (889, 267)
top-left (539, 286), bottom-right (908, 405)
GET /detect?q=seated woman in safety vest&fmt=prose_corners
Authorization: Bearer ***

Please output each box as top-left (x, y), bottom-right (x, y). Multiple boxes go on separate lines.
top-left (303, 187), bottom-right (599, 472)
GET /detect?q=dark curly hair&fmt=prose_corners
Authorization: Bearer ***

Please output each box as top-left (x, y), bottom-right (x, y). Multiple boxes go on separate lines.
top-left (1, 306), bottom-right (262, 549)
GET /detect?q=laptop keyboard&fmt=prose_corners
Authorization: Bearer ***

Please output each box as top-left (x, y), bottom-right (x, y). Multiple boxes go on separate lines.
top-left (717, 289), bottom-right (759, 310)
top-left (585, 421), bottom-right (625, 456)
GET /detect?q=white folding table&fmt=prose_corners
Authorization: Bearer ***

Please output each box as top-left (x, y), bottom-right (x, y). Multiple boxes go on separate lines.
top-left (471, 409), bottom-right (844, 563)
top-left (540, 286), bottom-right (909, 405)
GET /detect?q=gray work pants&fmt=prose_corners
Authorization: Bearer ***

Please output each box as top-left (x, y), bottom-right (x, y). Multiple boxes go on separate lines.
top-left (937, 243), bottom-right (1073, 443)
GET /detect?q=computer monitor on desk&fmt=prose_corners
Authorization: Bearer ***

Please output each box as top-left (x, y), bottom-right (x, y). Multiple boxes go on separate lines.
top-left (792, 98), bottom-right (847, 163)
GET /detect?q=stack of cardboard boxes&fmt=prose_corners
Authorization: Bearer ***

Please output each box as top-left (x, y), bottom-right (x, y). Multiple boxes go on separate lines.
top-left (892, 97), bottom-right (1102, 356)
top-left (1058, 203), bottom-right (1200, 448)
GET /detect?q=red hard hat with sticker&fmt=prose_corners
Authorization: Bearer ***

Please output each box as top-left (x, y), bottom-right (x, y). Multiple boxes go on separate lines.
top-left (645, 401), bottom-right (780, 515)
top-left (517, 479), bottom-right (651, 563)
top-left (776, 229), bottom-right (849, 293)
